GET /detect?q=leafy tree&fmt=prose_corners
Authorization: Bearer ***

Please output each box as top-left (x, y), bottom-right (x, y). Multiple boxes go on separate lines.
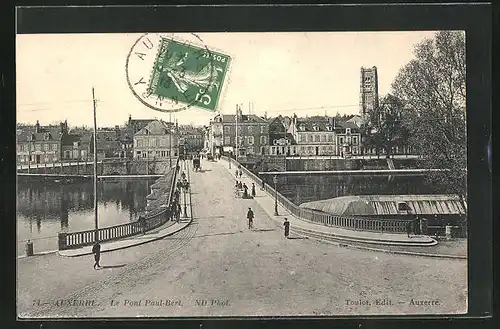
top-left (360, 94), bottom-right (409, 157)
top-left (391, 31), bottom-right (466, 205)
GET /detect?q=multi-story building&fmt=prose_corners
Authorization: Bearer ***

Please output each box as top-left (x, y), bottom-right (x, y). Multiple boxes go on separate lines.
top-left (133, 120), bottom-right (179, 160)
top-left (61, 132), bottom-right (92, 161)
top-left (287, 114), bottom-right (361, 157)
top-left (16, 121), bottom-right (67, 164)
top-left (336, 121), bottom-right (362, 157)
top-left (207, 115), bottom-right (224, 156)
top-left (268, 115), bottom-right (296, 156)
top-left (210, 109), bottom-right (269, 158)
top-left (179, 125), bottom-right (204, 155)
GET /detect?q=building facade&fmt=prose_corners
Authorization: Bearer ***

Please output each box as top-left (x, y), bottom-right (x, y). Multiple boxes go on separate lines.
top-left (16, 121), bottom-right (67, 164)
top-left (335, 121), bottom-right (362, 157)
top-left (287, 115), bottom-right (361, 157)
top-left (61, 133), bottom-right (92, 161)
top-left (179, 125), bottom-right (204, 155)
top-left (268, 115), bottom-right (296, 156)
top-left (133, 120), bottom-right (179, 159)
top-left (208, 115), bottom-right (224, 156)
top-left (215, 109), bottom-right (269, 158)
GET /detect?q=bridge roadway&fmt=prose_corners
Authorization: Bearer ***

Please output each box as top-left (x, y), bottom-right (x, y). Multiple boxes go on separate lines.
top-left (17, 158), bottom-right (467, 318)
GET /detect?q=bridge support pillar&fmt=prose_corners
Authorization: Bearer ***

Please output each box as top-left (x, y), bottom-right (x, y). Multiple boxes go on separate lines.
top-left (58, 232), bottom-right (68, 250)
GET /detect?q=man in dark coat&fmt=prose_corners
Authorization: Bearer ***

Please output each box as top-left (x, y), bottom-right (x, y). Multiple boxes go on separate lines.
top-left (284, 218), bottom-right (290, 238)
top-left (247, 207), bottom-right (254, 229)
top-left (261, 178), bottom-right (265, 190)
top-left (177, 202), bottom-right (182, 222)
top-left (251, 183), bottom-right (256, 197)
top-left (406, 220), bottom-right (413, 238)
top-left (92, 241), bottom-right (101, 269)
top-left (243, 183), bottom-right (248, 198)
top-left (139, 215), bottom-right (147, 234)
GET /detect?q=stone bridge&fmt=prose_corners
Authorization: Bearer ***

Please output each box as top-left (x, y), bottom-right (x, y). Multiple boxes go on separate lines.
top-left (17, 158), bottom-right (178, 176)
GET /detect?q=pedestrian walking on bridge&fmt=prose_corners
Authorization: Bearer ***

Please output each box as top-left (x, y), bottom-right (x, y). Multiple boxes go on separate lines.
top-left (177, 202), bottom-right (182, 222)
top-left (406, 220), bottom-right (413, 238)
top-left (247, 207), bottom-right (254, 230)
top-left (251, 183), bottom-right (256, 197)
top-left (284, 218), bottom-right (290, 238)
top-left (243, 183), bottom-right (248, 198)
top-left (261, 178), bottom-right (265, 190)
top-left (139, 215), bottom-right (147, 234)
top-left (92, 241), bottom-right (101, 269)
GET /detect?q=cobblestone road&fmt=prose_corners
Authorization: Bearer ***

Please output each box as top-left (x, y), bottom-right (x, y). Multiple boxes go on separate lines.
top-left (17, 159), bottom-right (467, 318)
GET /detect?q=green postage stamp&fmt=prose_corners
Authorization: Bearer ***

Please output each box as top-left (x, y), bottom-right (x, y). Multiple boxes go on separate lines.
top-left (126, 33), bottom-right (232, 113)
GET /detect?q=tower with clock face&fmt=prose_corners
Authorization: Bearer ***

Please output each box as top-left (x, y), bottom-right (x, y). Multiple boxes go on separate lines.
top-left (359, 66), bottom-right (379, 122)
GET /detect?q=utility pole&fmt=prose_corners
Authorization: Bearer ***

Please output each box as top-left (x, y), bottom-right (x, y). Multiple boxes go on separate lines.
top-left (92, 87), bottom-right (99, 241)
top-left (235, 104), bottom-right (238, 163)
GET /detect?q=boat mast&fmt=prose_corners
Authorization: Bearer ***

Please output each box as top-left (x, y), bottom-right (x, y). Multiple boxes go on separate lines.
top-left (92, 87), bottom-right (99, 241)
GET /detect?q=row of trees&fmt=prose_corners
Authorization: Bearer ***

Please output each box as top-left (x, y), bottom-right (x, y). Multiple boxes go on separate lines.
top-left (361, 31), bottom-right (466, 198)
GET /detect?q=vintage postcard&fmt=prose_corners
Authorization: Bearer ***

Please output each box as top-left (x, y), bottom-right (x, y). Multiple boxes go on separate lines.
top-left (16, 31), bottom-right (468, 318)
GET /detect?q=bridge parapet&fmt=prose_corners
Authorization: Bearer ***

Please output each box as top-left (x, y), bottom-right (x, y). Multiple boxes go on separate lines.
top-left (226, 156), bottom-right (410, 234)
top-left (57, 158), bottom-right (180, 250)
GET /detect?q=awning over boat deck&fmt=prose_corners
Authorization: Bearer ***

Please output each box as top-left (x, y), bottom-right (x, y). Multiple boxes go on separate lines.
top-left (299, 195), bottom-right (466, 216)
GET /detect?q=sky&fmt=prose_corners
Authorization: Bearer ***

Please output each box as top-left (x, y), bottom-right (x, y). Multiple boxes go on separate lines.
top-left (16, 31), bottom-right (438, 128)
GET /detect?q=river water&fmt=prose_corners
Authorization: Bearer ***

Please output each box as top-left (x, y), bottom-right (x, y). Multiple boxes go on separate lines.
top-left (264, 174), bottom-right (451, 206)
top-left (16, 179), bottom-right (156, 256)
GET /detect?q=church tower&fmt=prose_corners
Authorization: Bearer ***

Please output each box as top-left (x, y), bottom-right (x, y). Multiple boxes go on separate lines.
top-left (359, 66), bottom-right (379, 122)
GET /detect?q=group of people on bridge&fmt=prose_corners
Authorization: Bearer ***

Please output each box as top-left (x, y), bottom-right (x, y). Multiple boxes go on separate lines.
top-left (235, 180), bottom-right (256, 199)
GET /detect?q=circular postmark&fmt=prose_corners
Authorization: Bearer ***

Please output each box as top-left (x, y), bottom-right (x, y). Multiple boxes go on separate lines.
top-left (126, 33), bottom-right (225, 113)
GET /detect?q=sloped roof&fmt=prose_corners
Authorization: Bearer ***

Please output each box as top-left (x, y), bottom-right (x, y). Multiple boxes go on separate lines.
top-left (17, 127), bottom-right (63, 142)
top-left (61, 134), bottom-right (83, 146)
top-left (296, 117), bottom-right (336, 132)
top-left (337, 121), bottom-right (360, 130)
top-left (221, 114), bottom-right (267, 124)
top-left (135, 120), bottom-right (173, 136)
top-left (300, 195), bottom-right (466, 216)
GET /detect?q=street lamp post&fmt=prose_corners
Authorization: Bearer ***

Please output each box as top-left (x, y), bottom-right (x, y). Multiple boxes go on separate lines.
top-left (229, 151), bottom-right (232, 169)
top-left (273, 174), bottom-right (278, 216)
top-left (183, 180), bottom-right (188, 218)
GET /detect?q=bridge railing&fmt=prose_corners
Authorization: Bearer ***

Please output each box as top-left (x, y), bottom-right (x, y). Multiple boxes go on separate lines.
top-left (57, 158), bottom-right (180, 250)
top-left (226, 157), bottom-right (410, 234)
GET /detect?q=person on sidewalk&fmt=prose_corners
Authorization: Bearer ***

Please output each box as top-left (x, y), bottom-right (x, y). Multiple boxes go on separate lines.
top-left (235, 169), bottom-right (239, 177)
top-left (406, 220), bottom-right (413, 238)
top-left (239, 170), bottom-right (243, 178)
top-left (243, 183), bottom-right (248, 198)
top-left (92, 241), bottom-right (101, 269)
top-left (251, 183), bottom-right (256, 197)
top-left (261, 178), bottom-right (265, 190)
top-left (284, 218), bottom-right (290, 238)
top-left (139, 215), bottom-right (147, 235)
top-left (247, 207), bottom-right (254, 230)
top-left (177, 202), bottom-right (182, 222)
